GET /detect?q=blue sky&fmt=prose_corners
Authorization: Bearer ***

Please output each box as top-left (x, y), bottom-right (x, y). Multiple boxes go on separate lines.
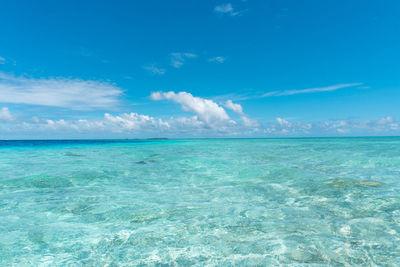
top-left (0, 0), bottom-right (399, 138)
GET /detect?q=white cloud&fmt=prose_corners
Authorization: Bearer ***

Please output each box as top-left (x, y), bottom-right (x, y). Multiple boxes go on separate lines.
top-left (323, 120), bottom-right (350, 134)
top-left (2, 108), bottom-right (399, 138)
top-left (266, 117), bottom-right (312, 135)
top-left (377, 116), bottom-right (394, 125)
top-left (0, 72), bottom-right (123, 110)
top-left (330, 116), bottom-right (399, 133)
top-left (213, 83), bottom-right (364, 102)
top-left (214, 3), bottom-right (241, 16)
top-left (151, 91), bottom-right (232, 127)
top-left (8, 111), bottom-right (255, 136)
top-left (170, 52), bottom-right (197, 68)
top-left (0, 56), bottom-right (5, 64)
top-left (225, 100), bottom-right (243, 114)
top-left (0, 107), bottom-right (14, 122)
top-left (0, 87), bottom-right (260, 136)
top-left (262, 83), bottom-right (362, 97)
top-left (103, 112), bottom-right (170, 132)
top-left (266, 116), bottom-right (400, 136)
top-left (143, 64), bottom-right (166, 75)
top-left (238, 115), bottom-right (259, 128)
top-left (11, 113), bottom-right (168, 134)
top-left (224, 100), bottom-right (259, 127)
top-left (208, 56), bottom-right (226, 63)
top-left (276, 117), bottom-right (290, 127)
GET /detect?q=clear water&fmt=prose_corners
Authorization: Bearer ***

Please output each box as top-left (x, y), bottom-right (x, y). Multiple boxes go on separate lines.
top-left (1, 138), bottom-right (400, 266)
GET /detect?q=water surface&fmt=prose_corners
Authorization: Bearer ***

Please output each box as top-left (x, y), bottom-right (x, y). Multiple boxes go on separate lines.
top-left (1, 138), bottom-right (400, 265)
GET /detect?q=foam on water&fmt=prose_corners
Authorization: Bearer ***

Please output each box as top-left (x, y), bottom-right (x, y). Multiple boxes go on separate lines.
top-left (0, 138), bottom-right (400, 265)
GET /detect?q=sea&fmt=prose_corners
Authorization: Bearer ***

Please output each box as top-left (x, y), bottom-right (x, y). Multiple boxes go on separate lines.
top-left (0, 138), bottom-right (399, 266)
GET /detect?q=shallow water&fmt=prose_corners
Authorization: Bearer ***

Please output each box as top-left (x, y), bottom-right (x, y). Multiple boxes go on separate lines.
top-left (0, 138), bottom-right (400, 266)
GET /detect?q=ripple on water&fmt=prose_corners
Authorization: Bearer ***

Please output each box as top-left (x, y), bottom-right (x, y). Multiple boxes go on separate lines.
top-left (1, 138), bottom-right (400, 265)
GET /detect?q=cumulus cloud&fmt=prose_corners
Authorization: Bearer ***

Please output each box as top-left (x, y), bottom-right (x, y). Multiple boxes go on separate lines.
top-left (377, 116), bottom-right (395, 126)
top-left (265, 116), bottom-right (400, 136)
top-left (208, 56), bottom-right (226, 63)
top-left (103, 112), bottom-right (170, 132)
top-left (214, 3), bottom-right (241, 16)
top-left (170, 52), bottom-right (197, 68)
top-left (266, 117), bottom-right (312, 135)
top-left (7, 111), bottom-right (255, 137)
top-left (225, 100), bottom-right (243, 114)
top-left (2, 109), bottom-right (399, 138)
top-left (376, 116), bottom-right (399, 131)
top-left (319, 116), bottom-right (399, 134)
top-left (11, 113), bottom-right (168, 134)
top-left (143, 64), bottom-right (166, 75)
top-left (0, 72), bottom-right (123, 110)
top-left (224, 100), bottom-right (259, 127)
top-left (0, 88), bottom-right (260, 137)
top-left (0, 107), bottom-right (14, 122)
top-left (318, 120), bottom-right (350, 134)
top-left (151, 91), bottom-right (232, 127)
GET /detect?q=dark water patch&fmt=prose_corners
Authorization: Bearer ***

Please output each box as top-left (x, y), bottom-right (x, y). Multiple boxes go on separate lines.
top-left (330, 178), bottom-right (383, 189)
top-left (0, 139), bottom-right (159, 148)
top-left (135, 158), bottom-right (158, 165)
top-left (30, 176), bottom-right (73, 189)
top-left (93, 206), bottom-right (144, 223)
top-left (130, 214), bottom-right (163, 223)
top-left (65, 152), bottom-right (83, 157)
top-left (378, 197), bottom-right (400, 213)
top-left (83, 213), bottom-right (108, 223)
top-left (130, 208), bottom-right (167, 224)
top-left (2, 175), bottom-right (73, 189)
top-left (68, 171), bottom-right (116, 183)
top-left (28, 230), bottom-right (47, 246)
top-left (285, 246), bottom-right (326, 264)
top-left (67, 204), bottom-right (95, 215)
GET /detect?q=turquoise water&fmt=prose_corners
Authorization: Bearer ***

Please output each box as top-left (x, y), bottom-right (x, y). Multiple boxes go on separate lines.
top-left (1, 138), bottom-right (400, 266)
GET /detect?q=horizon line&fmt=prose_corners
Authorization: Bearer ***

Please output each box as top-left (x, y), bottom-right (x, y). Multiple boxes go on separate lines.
top-left (1, 135), bottom-right (399, 141)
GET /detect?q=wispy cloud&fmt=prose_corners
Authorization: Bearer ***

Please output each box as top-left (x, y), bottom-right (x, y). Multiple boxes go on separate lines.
top-left (143, 64), bottom-right (166, 75)
top-left (208, 56), bottom-right (226, 63)
top-left (170, 52), bottom-right (197, 68)
top-left (214, 3), bottom-right (241, 16)
top-left (0, 56), bottom-right (5, 64)
top-left (214, 83), bottom-right (364, 102)
top-left (0, 72), bottom-right (123, 110)
top-left (262, 83), bottom-right (362, 97)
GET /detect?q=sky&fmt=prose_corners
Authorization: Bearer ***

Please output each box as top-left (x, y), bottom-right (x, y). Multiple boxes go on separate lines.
top-left (0, 0), bottom-right (400, 139)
